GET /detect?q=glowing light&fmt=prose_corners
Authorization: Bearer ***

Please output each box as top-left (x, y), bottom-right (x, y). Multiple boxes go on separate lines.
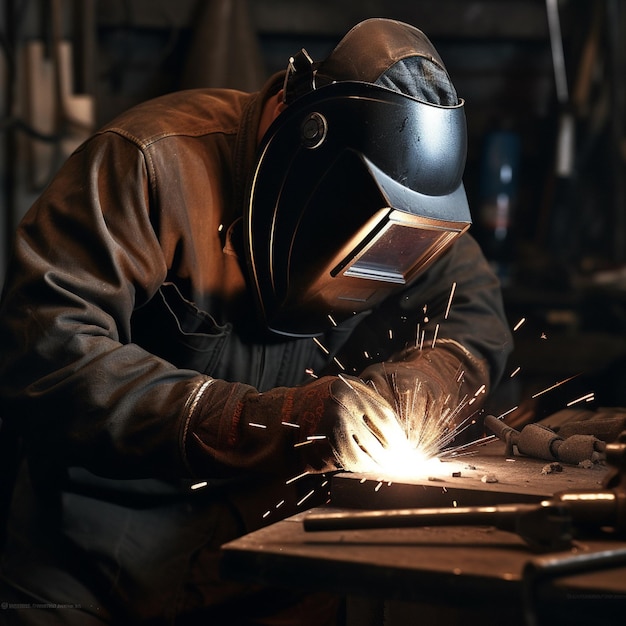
top-left (286, 471), bottom-right (310, 485)
top-left (567, 392), bottom-right (595, 406)
top-left (431, 323), bottom-right (440, 348)
top-left (444, 282), bottom-right (456, 319)
top-left (297, 490), bottom-right (315, 506)
top-left (313, 337), bottom-right (329, 354)
top-left (513, 317), bottom-right (526, 331)
top-left (532, 374), bottom-right (580, 398)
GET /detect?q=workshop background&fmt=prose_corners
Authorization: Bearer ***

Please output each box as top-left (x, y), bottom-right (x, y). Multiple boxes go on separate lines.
top-left (1, 0), bottom-right (625, 424)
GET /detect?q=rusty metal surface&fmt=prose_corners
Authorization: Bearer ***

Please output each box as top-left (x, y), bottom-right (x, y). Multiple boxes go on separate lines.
top-left (330, 440), bottom-right (609, 509)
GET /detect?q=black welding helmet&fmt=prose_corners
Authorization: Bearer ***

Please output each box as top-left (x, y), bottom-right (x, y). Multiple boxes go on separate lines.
top-left (246, 19), bottom-right (471, 337)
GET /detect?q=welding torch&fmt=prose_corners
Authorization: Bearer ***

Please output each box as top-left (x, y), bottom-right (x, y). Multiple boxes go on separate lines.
top-left (483, 414), bottom-right (606, 465)
top-left (304, 433), bottom-right (626, 552)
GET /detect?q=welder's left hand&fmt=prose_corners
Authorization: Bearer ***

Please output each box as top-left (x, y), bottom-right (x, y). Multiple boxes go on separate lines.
top-left (359, 339), bottom-right (490, 449)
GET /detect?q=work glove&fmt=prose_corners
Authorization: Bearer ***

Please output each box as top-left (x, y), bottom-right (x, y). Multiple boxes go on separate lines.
top-left (359, 339), bottom-right (490, 454)
top-left (182, 375), bottom-right (409, 478)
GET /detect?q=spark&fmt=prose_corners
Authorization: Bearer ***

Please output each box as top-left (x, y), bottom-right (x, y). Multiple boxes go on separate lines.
top-left (313, 337), bottom-right (329, 354)
top-left (248, 422), bottom-right (267, 429)
top-left (307, 435), bottom-right (327, 441)
top-left (297, 490), bottom-right (316, 506)
top-left (281, 421), bottom-right (300, 428)
top-left (419, 329), bottom-right (425, 350)
top-left (263, 510), bottom-right (271, 518)
top-left (444, 282), bottom-right (457, 319)
top-left (305, 368), bottom-right (318, 379)
top-left (375, 481), bottom-right (383, 492)
top-left (510, 366), bottom-right (521, 378)
top-left (328, 314), bottom-right (337, 327)
top-left (431, 323), bottom-right (440, 348)
top-left (498, 405), bottom-right (518, 419)
top-left (338, 373), bottom-right (356, 390)
top-left (190, 481), bottom-right (208, 490)
top-left (513, 317), bottom-right (526, 331)
top-left (531, 374), bottom-right (580, 398)
top-left (286, 471), bottom-right (310, 485)
top-left (364, 351), bottom-right (371, 359)
top-left (276, 500), bottom-right (284, 508)
top-left (218, 223), bottom-right (224, 232)
top-left (567, 392), bottom-right (595, 406)
top-left (333, 356), bottom-right (345, 370)
top-left (294, 440), bottom-right (313, 448)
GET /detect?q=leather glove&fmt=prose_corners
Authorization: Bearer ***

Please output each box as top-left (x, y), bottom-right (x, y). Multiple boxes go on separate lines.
top-left (182, 374), bottom-right (408, 477)
top-left (359, 339), bottom-right (490, 453)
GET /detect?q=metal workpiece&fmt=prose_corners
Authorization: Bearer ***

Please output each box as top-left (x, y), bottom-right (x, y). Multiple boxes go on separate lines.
top-left (305, 431), bottom-right (626, 552)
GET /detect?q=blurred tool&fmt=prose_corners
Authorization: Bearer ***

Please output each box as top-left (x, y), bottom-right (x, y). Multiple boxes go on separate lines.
top-left (483, 414), bottom-right (605, 465)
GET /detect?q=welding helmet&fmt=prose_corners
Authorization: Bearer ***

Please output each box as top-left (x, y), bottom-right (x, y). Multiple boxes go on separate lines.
top-left (246, 18), bottom-right (471, 337)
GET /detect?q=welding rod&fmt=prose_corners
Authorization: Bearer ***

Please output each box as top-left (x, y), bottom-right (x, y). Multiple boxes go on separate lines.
top-left (304, 504), bottom-right (543, 531)
top-left (304, 502), bottom-right (577, 551)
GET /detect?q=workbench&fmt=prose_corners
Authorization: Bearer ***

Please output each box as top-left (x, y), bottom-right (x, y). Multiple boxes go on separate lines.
top-left (220, 441), bottom-right (626, 625)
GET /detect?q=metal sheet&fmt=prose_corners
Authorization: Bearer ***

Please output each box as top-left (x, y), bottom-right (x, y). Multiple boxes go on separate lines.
top-left (329, 440), bottom-right (608, 509)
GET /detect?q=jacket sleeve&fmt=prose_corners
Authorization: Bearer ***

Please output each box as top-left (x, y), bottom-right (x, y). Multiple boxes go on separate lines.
top-left (0, 132), bottom-right (205, 479)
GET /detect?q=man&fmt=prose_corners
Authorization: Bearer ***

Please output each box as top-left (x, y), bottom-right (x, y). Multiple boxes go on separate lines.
top-left (0, 18), bottom-right (512, 625)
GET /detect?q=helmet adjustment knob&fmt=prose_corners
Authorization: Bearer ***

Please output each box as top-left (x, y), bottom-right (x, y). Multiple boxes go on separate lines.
top-left (301, 112), bottom-right (328, 149)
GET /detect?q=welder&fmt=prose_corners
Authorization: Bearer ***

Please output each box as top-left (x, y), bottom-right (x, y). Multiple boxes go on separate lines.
top-left (0, 18), bottom-right (512, 625)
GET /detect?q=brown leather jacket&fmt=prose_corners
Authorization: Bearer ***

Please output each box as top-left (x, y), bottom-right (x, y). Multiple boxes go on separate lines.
top-left (0, 74), bottom-right (512, 620)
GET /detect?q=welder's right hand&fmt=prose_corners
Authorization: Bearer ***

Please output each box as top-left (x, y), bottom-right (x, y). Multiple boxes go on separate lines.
top-left (182, 375), bottom-right (407, 478)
